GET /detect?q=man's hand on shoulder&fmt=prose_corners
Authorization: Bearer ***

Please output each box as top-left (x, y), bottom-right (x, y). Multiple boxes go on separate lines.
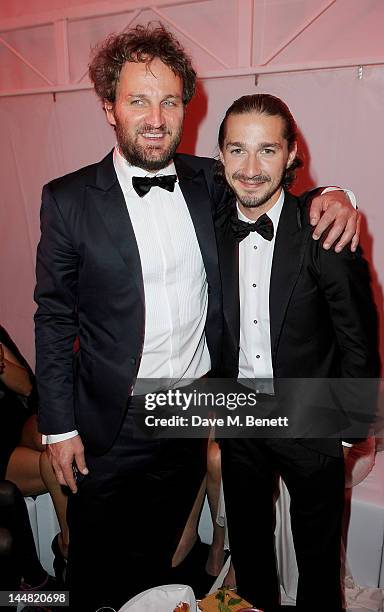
top-left (309, 189), bottom-right (360, 253)
top-left (47, 434), bottom-right (88, 493)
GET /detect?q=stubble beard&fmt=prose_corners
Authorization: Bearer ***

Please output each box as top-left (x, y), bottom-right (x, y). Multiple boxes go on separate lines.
top-left (232, 171), bottom-right (284, 209)
top-left (116, 122), bottom-right (183, 172)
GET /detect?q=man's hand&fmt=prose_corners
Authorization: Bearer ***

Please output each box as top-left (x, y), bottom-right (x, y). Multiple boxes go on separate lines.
top-left (309, 190), bottom-right (360, 253)
top-left (47, 435), bottom-right (88, 493)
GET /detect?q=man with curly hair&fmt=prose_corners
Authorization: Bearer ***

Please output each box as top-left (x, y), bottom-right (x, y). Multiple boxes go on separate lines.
top-left (34, 23), bottom-right (358, 611)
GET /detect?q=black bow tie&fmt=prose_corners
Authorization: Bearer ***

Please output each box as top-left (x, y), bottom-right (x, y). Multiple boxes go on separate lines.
top-left (132, 174), bottom-right (177, 197)
top-left (231, 212), bottom-right (274, 242)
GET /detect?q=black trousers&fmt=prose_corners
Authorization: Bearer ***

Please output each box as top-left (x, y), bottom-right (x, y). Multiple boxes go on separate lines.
top-left (221, 438), bottom-right (345, 612)
top-left (67, 399), bottom-right (207, 612)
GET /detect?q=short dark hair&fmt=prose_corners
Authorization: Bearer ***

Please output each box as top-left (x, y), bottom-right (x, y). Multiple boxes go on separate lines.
top-left (217, 93), bottom-right (303, 189)
top-left (89, 22), bottom-right (196, 105)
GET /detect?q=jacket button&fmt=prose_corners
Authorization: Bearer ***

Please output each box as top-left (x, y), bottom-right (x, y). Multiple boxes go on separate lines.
top-left (130, 357), bottom-right (136, 365)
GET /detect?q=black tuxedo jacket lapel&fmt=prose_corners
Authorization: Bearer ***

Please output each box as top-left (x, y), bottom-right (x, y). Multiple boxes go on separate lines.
top-left (84, 151), bottom-right (222, 374)
top-left (269, 192), bottom-right (311, 364)
top-left (174, 155), bottom-right (220, 293)
top-left (218, 199), bottom-right (240, 360)
top-left (219, 192), bottom-right (310, 376)
top-left (87, 152), bottom-right (221, 307)
top-left (90, 151), bottom-right (145, 305)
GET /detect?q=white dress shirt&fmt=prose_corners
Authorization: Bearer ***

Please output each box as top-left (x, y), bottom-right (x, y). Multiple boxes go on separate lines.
top-left (113, 146), bottom-right (210, 386)
top-left (238, 191), bottom-right (284, 385)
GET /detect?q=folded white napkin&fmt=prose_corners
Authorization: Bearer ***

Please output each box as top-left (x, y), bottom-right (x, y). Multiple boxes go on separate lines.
top-left (118, 584), bottom-right (197, 612)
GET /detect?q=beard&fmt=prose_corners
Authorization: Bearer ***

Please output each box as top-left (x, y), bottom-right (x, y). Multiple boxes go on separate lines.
top-left (231, 171), bottom-right (284, 209)
top-left (115, 121), bottom-right (183, 172)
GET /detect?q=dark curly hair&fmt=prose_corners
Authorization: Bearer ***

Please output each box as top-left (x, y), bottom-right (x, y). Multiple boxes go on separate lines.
top-left (216, 93), bottom-right (303, 190)
top-left (88, 22), bottom-right (196, 105)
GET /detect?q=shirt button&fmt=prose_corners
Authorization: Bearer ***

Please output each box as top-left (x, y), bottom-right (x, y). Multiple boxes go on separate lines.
top-left (256, 354), bottom-right (260, 359)
top-left (252, 283), bottom-right (257, 288)
top-left (254, 245), bottom-right (258, 250)
top-left (253, 320), bottom-right (257, 324)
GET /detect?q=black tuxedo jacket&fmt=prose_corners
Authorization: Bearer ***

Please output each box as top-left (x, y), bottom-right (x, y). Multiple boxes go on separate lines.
top-left (217, 191), bottom-right (380, 456)
top-left (35, 151), bottom-right (224, 454)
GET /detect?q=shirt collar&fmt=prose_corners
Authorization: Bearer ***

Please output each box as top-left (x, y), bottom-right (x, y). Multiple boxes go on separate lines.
top-left (237, 189), bottom-right (285, 227)
top-left (113, 144), bottom-right (177, 193)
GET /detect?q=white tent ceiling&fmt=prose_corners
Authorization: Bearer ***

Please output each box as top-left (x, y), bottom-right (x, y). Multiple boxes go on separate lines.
top-left (0, 0), bottom-right (383, 95)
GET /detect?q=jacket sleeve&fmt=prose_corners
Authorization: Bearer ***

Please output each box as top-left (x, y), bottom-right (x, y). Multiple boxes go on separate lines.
top-left (315, 244), bottom-right (380, 441)
top-left (34, 183), bottom-right (80, 434)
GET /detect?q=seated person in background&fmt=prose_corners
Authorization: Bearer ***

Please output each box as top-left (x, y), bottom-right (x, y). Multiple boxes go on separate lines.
top-left (0, 325), bottom-right (68, 582)
top-left (0, 479), bottom-right (56, 592)
top-left (172, 438), bottom-right (236, 595)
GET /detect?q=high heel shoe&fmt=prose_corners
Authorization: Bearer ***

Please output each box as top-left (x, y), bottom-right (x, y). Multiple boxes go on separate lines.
top-left (51, 534), bottom-right (67, 587)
